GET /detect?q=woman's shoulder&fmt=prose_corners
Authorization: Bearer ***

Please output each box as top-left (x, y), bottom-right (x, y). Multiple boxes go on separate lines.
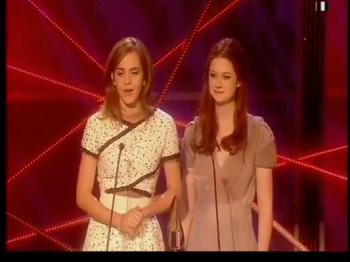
top-left (85, 109), bottom-right (115, 133)
top-left (152, 108), bottom-right (179, 130)
top-left (85, 110), bottom-right (102, 125)
top-left (153, 108), bottom-right (174, 121)
top-left (183, 116), bottom-right (201, 139)
top-left (247, 113), bottom-right (275, 142)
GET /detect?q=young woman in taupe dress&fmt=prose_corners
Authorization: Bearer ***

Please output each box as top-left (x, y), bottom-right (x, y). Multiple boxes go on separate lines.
top-left (181, 38), bottom-right (277, 251)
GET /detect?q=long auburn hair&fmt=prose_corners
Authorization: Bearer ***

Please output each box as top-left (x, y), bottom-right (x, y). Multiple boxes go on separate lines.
top-left (192, 38), bottom-right (249, 156)
top-left (101, 37), bottom-right (154, 121)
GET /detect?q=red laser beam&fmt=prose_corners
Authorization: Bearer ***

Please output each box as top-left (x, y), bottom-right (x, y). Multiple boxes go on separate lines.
top-left (26, 0), bottom-right (240, 72)
top-left (154, 42), bottom-right (186, 67)
top-left (7, 216), bottom-right (88, 244)
top-left (154, 0), bottom-right (241, 66)
top-left (8, 103), bottom-right (345, 187)
top-left (7, 2), bottom-right (243, 183)
top-left (9, 0), bottom-right (206, 184)
top-left (277, 155), bottom-right (347, 181)
top-left (155, 0), bottom-right (213, 107)
top-left (8, 108), bottom-right (345, 186)
top-left (276, 145), bottom-right (347, 168)
top-left (6, 144), bottom-right (347, 245)
top-left (174, 120), bottom-right (186, 128)
top-left (7, 117), bottom-right (91, 184)
top-left (25, 0), bottom-right (104, 70)
top-left (6, 113), bottom-right (185, 185)
top-left (6, 212), bottom-right (76, 251)
top-left (14, 0), bottom-right (241, 103)
top-left (250, 203), bottom-right (309, 251)
top-left (6, 65), bottom-right (104, 100)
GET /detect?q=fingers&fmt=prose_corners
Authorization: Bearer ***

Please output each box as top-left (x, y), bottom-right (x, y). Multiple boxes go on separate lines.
top-left (130, 207), bottom-right (143, 216)
top-left (129, 209), bottom-right (143, 222)
top-left (119, 207), bottom-right (144, 234)
top-left (120, 220), bottom-right (135, 234)
top-left (129, 215), bottom-right (142, 227)
top-left (135, 206), bottom-right (143, 211)
top-left (122, 213), bottom-right (142, 228)
top-left (126, 219), bottom-right (137, 228)
top-left (124, 226), bottom-right (134, 234)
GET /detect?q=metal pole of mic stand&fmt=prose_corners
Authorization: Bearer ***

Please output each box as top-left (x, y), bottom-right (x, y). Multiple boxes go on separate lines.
top-left (106, 143), bottom-right (124, 251)
top-left (223, 180), bottom-right (236, 249)
top-left (210, 154), bottom-right (221, 251)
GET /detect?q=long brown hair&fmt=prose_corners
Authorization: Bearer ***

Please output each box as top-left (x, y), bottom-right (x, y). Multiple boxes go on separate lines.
top-left (192, 38), bottom-right (249, 155)
top-left (101, 37), bottom-right (154, 121)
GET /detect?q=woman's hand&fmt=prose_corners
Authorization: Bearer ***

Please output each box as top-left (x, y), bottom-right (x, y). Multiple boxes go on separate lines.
top-left (119, 207), bottom-right (144, 234)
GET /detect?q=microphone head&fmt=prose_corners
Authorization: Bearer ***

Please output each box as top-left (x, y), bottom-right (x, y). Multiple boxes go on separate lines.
top-left (119, 143), bottom-right (125, 150)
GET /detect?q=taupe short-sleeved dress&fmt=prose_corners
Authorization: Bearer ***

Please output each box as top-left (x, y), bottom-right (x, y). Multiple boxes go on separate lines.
top-left (182, 114), bottom-right (277, 251)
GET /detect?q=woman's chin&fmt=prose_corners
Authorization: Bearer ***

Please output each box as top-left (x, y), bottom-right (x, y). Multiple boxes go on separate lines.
top-left (214, 98), bottom-right (232, 106)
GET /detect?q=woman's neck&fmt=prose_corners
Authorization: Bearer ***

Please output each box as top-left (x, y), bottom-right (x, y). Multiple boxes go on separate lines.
top-left (215, 101), bottom-right (236, 125)
top-left (120, 102), bottom-right (145, 123)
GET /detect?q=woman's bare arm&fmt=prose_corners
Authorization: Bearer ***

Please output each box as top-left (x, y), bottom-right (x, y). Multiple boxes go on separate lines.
top-left (76, 153), bottom-right (123, 229)
top-left (256, 167), bottom-right (273, 251)
top-left (141, 160), bottom-right (182, 218)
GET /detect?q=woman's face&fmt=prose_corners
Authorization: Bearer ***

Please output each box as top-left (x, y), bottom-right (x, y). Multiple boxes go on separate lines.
top-left (111, 51), bottom-right (145, 108)
top-left (208, 57), bottom-right (240, 105)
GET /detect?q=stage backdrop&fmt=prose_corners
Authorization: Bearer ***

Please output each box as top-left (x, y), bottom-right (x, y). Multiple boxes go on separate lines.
top-left (6, 0), bottom-right (321, 251)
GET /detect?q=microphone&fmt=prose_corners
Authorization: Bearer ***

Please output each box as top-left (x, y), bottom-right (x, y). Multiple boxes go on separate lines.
top-left (210, 154), bottom-right (221, 251)
top-left (106, 143), bottom-right (125, 251)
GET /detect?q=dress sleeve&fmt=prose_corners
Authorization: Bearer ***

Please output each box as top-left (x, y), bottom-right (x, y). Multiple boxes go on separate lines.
top-left (161, 116), bottom-right (180, 163)
top-left (81, 114), bottom-right (100, 158)
top-left (181, 121), bottom-right (196, 168)
top-left (254, 119), bottom-right (278, 168)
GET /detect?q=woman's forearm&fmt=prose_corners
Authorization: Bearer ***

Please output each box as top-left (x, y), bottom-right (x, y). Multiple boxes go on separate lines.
top-left (257, 210), bottom-right (273, 251)
top-left (77, 193), bottom-right (123, 228)
top-left (142, 191), bottom-right (178, 218)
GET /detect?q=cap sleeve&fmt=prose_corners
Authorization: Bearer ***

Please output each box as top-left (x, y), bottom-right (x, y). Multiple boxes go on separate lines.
top-left (181, 121), bottom-right (195, 168)
top-left (254, 119), bottom-right (277, 168)
top-left (161, 117), bottom-right (180, 163)
top-left (81, 114), bottom-right (100, 158)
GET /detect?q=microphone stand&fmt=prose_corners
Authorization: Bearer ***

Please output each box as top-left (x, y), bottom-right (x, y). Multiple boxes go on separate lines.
top-left (106, 143), bottom-right (125, 251)
top-left (222, 179), bottom-right (236, 249)
top-left (210, 154), bottom-right (221, 251)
